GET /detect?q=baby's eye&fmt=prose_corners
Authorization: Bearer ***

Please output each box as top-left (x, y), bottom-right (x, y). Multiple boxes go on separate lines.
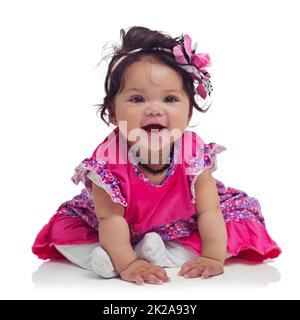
top-left (165, 96), bottom-right (178, 103)
top-left (130, 96), bottom-right (144, 103)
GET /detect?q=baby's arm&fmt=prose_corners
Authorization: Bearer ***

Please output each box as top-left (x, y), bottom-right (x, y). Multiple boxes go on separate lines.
top-left (194, 169), bottom-right (227, 264)
top-left (178, 169), bottom-right (227, 279)
top-left (91, 182), bottom-right (169, 285)
top-left (91, 181), bottom-right (137, 272)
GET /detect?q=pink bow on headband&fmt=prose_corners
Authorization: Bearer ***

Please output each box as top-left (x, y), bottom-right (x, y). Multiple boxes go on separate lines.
top-left (172, 34), bottom-right (212, 99)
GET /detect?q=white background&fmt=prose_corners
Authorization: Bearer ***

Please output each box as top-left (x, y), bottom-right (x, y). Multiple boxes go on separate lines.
top-left (0, 0), bottom-right (299, 299)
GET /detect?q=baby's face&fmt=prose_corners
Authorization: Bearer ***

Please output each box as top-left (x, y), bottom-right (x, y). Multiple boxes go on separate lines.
top-left (113, 57), bottom-right (191, 153)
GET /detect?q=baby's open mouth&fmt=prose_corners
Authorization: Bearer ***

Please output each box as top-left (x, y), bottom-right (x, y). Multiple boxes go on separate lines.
top-left (141, 124), bottom-right (166, 132)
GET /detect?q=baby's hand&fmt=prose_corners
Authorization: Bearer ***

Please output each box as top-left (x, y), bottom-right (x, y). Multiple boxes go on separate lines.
top-left (119, 259), bottom-right (171, 286)
top-left (178, 256), bottom-right (224, 279)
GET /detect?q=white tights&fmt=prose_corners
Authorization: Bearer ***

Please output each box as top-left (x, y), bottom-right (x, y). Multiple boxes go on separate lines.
top-left (55, 232), bottom-right (232, 278)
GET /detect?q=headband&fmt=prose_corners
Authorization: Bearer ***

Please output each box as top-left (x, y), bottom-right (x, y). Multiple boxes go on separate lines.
top-left (107, 34), bottom-right (212, 100)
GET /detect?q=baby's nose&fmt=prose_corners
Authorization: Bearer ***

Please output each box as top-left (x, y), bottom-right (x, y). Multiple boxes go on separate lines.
top-left (146, 105), bottom-right (164, 116)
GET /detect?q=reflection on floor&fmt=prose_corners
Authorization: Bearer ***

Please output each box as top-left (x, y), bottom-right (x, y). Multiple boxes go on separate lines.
top-left (32, 256), bottom-right (281, 291)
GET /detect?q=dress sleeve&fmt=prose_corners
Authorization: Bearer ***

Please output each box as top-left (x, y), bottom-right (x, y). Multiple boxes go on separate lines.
top-left (71, 157), bottom-right (127, 207)
top-left (185, 134), bottom-right (227, 204)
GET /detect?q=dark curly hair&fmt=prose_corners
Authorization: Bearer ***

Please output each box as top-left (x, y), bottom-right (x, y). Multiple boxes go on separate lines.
top-left (94, 26), bottom-right (212, 127)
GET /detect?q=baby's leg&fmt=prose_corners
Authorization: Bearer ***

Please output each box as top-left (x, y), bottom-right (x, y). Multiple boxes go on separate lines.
top-left (55, 243), bottom-right (118, 278)
top-left (55, 243), bottom-right (98, 270)
top-left (55, 237), bottom-right (178, 278)
top-left (55, 238), bottom-right (170, 279)
top-left (135, 232), bottom-right (232, 267)
top-left (133, 232), bottom-right (197, 267)
top-left (55, 235), bottom-right (177, 279)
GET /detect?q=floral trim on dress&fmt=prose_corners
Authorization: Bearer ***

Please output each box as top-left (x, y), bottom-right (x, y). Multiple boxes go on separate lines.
top-left (129, 215), bottom-right (198, 245)
top-left (129, 141), bottom-right (181, 187)
top-left (186, 142), bottom-right (227, 204)
top-left (71, 158), bottom-right (127, 207)
top-left (130, 158), bottom-right (177, 187)
top-left (215, 179), bottom-right (265, 226)
top-left (59, 188), bottom-right (99, 229)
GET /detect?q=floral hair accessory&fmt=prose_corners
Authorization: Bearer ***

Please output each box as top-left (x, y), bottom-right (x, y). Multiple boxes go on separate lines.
top-left (172, 34), bottom-right (212, 99)
top-left (107, 34), bottom-right (213, 100)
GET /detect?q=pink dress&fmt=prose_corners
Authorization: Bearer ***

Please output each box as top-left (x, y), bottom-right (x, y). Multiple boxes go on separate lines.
top-left (32, 126), bottom-right (281, 262)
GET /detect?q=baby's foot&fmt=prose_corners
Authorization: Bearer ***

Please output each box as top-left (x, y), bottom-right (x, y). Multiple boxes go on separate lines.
top-left (134, 232), bottom-right (178, 268)
top-left (91, 246), bottom-right (118, 278)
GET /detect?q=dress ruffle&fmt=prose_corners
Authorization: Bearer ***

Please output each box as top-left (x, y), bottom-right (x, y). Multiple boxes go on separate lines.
top-left (226, 220), bottom-right (281, 261)
top-left (175, 218), bottom-right (281, 262)
top-left (129, 215), bottom-right (198, 245)
top-left (71, 157), bottom-right (127, 207)
top-left (32, 211), bottom-right (99, 260)
top-left (32, 210), bottom-right (282, 262)
top-left (186, 141), bottom-right (227, 204)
